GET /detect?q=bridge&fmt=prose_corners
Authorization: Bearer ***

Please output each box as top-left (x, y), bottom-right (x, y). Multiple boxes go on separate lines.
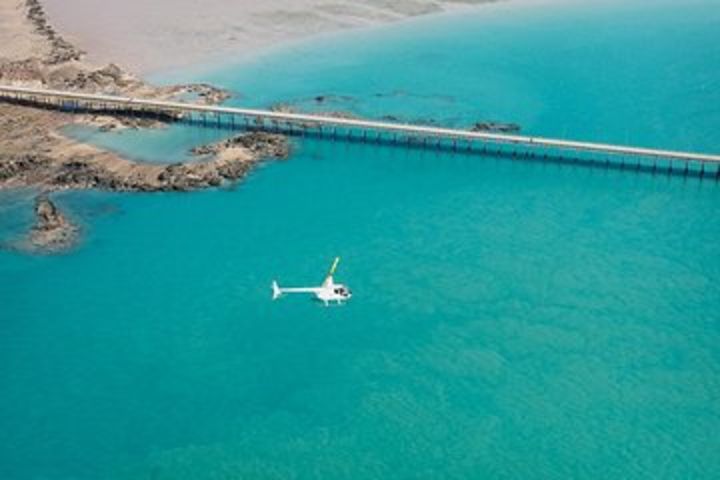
top-left (1, 84), bottom-right (719, 178)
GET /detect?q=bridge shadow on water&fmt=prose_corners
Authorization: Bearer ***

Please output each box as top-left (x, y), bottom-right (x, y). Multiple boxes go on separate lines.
top-left (177, 115), bottom-right (720, 184)
top-left (5, 96), bottom-right (719, 183)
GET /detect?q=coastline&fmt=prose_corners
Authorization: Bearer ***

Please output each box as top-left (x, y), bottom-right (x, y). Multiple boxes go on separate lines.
top-left (2, 1), bottom-right (720, 478)
top-left (0, 0), bottom-right (290, 252)
top-left (40, 0), bottom-right (505, 76)
top-left (0, 0), bottom-right (505, 253)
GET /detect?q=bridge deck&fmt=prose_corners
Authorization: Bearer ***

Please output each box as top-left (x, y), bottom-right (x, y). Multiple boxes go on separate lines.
top-left (1, 84), bottom-right (719, 166)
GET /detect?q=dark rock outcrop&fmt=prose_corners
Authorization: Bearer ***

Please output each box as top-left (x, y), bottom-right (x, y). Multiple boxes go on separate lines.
top-left (191, 132), bottom-right (290, 159)
top-left (26, 195), bottom-right (80, 253)
top-left (49, 160), bottom-right (121, 190)
top-left (0, 154), bottom-right (52, 183)
top-left (25, 0), bottom-right (84, 64)
top-left (181, 83), bottom-right (232, 105)
top-left (471, 121), bottom-right (521, 134)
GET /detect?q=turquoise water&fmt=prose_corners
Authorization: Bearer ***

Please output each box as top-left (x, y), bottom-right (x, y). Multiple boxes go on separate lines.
top-left (2, 1), bottom-right (720, 478)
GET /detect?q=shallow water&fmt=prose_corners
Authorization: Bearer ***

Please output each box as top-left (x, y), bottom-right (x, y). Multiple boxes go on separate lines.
top-left (2, 1), bottom-right (720, 478)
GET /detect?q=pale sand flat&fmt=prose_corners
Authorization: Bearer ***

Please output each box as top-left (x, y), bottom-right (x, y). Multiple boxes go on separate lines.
top-left (0, 0), bottom-right (49, 61)
top-left (40, 0), bottom-right (502, 74)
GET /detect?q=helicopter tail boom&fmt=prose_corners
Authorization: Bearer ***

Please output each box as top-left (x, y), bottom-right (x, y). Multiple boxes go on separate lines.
top-left (272, 281), bottom-right (322, 300)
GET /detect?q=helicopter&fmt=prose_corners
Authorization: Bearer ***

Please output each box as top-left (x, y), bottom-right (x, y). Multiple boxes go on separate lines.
top-left (272, 257), bottom-right (352, 306)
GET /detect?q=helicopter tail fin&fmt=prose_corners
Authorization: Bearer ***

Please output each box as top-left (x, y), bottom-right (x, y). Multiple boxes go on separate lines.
top-left (271, 280), bottom-right (282, 300)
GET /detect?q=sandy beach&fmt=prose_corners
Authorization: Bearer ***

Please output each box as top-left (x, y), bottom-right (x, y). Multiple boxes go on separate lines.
top-left (41, 0), bottom-right (500, 74)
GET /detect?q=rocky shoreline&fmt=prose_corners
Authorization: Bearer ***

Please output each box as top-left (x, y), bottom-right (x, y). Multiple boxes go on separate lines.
top-left (1, 1), bottom-right (518, 254)
top-left (0, 115), bottom-right (289, 254)
top-left (0, 0), bottom-right (290, 253)
top-left (1, 132), bottom-right (289, 194)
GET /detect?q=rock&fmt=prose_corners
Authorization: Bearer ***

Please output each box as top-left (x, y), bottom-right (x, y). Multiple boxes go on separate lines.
top-left (98, 123), bottom-right (118, 132)
top-left (45, 63), bottom-right (85, 88)
top-left (471, 121), bottom-right (521, 133)
top-left (317, 110), bottom-right (360, 120)
top-left (26, 195), bottom-right (80, 253)
top-left (25, 0), bottom-right (85, 65)
top-left (190, 132), bottom-right (290, 160)
top-left (311, 94), bottom-right (354, 103)
top-left (216, 162), bottom-right (250, 181)
top-left (97, 63), bottom-right (124, 82)
top-left (0, 154), bottom-right (50, 182)
top-left (176, 83), bottom-right (232, 105)
top-left (270, 103), bottom-right (296, 113)
top-left (51, 160), bottom-right (112, 189)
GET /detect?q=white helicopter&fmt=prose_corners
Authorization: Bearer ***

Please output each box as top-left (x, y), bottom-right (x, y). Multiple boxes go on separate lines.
top-left (272, 257), bottom-right (352, 306)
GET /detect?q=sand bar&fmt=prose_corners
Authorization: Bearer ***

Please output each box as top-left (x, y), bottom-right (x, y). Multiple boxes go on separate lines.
top-left (40, 0), bottom-right (501, 74)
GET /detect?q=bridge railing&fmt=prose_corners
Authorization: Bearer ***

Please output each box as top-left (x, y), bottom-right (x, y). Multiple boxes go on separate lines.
top-left (1, 84), bottom-right (719, 178)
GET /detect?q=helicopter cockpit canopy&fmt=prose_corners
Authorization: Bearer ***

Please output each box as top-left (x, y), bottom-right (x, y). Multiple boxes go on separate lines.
top-left (334, 286), bottom-right (351, 297)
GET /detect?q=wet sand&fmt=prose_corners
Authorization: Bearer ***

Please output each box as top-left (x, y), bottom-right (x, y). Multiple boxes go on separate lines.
top-left (41, 0), bottom-right (501, 74)
top-left (0, 0), bottom-right (48, 61)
